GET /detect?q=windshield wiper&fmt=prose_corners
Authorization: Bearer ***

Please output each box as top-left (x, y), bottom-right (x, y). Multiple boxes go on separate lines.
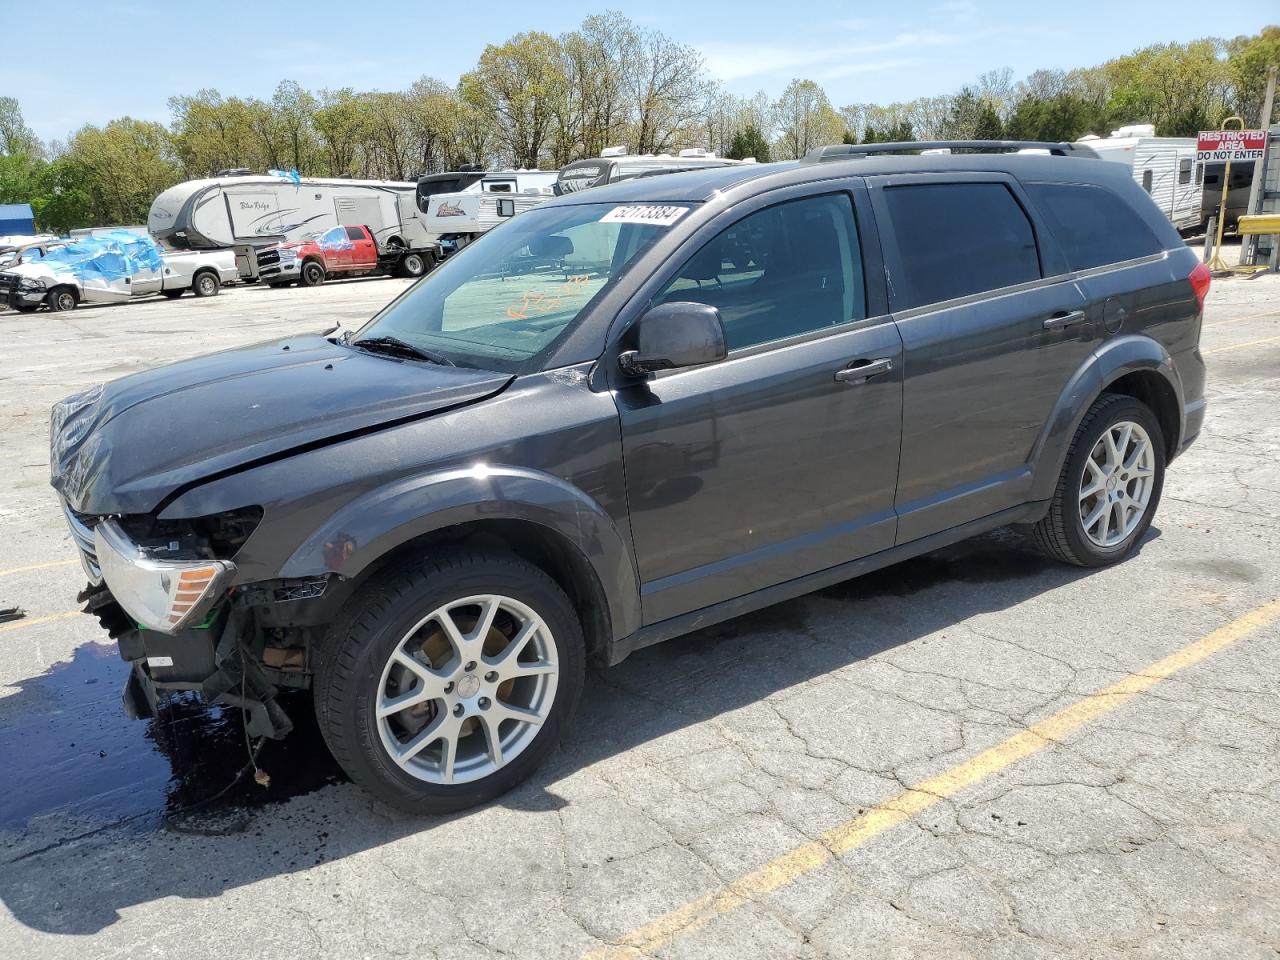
top-left (351, 335), bottom-right (455, 366)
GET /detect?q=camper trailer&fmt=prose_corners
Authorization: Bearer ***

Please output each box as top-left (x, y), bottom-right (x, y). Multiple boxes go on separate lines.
top-left (419, 170), bottom-right (559, 255)
top-left (1077, 126), bottom-right (1202, 232)
top-left (415, 169), bottom-right (487, 214)
top-left (555, 147), bottom-right (746, 194)
top-left (148, 173), bottom-right (437, 279)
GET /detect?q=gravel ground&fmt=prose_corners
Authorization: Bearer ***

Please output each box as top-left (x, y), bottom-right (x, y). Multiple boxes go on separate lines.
top-left (0, 267), bottom-right (1278, 959)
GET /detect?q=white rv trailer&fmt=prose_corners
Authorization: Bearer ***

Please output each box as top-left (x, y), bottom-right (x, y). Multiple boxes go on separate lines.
top-left (1076, 126), bottom-right (1202, 232)
top-left (420, 170), bottom-right (559, 255)
top-left (148, 173), bottom-right (435, 278)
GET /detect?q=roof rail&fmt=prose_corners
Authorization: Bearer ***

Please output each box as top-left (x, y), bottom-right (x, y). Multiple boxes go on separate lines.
top-left (800, 141), bottom-right (1100, 163)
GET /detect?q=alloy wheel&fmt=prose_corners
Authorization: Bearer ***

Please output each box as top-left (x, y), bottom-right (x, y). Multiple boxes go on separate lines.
top-left (375, 594), bottom-right (559, 784)
top-left (1078, 420), bottom-right (1156, 548)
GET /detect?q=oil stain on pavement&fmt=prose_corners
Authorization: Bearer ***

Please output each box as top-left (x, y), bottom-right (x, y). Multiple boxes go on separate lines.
top-left (0, 641), bottom-right (344, 837)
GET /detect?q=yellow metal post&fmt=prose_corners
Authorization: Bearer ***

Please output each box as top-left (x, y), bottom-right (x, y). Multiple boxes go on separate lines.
top-left (1205, 116), bottom-right (1243, 273)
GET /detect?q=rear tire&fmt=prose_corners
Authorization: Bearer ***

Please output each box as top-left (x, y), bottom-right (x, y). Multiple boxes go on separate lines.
top-left (1031, 394), bottom-right (1165, 567)
top-left (299, 260), bottom-right (325, 287)
top-left (314, 549), bottom-right (585, 813)
top-left (12, 303), bottom-right (38, 313)
top-left (397, 252), bottom-right (427, 278)
top-left (191, 271), bottom-right (220, 298)
top-left (46, 287), bottom-right (78, 312)
top-left (266, 281), bottom-right (293, 289)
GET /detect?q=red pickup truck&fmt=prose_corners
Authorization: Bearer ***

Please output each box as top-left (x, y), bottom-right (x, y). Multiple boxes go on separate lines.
top-left (255, 225), bottom-right (437, 287)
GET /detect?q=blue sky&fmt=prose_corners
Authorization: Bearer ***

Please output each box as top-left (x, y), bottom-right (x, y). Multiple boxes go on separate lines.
top-left (2, 0), bottom-right (1273, 143)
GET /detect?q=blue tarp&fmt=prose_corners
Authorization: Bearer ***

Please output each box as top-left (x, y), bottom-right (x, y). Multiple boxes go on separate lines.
top-left (41, 230), bottom-right (165, 282)
top-left (0, 204), bottom-right (35, 235)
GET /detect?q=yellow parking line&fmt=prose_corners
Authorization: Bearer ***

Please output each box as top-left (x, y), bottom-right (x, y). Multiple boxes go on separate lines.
top-left (0, 558), bottom-right (78, 578)
top-left (0, 610), bottom-right (82, 634)
top-left (1203, 309), bottom-right (1280, 328)
top-left (1204, 333), bottom-right (1280, 356)
top-left (582, 597), bottom-right (1280, 959)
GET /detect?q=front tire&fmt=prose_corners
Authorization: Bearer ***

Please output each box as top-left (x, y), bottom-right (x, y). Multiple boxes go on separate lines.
top-left (1031, 394), bottom-right (1165, 567)
top-left (162, 288), bottom-right (184, 299)
top-left (314, 549), bottom-right (585, 813)
top-left (299, 260), bottom-right (325, 287)
top-left (46, 287), bottom-right (78, 312)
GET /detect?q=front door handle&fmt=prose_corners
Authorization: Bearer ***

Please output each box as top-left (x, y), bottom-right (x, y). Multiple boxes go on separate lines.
top-left (1043, 309), bottom-right (1085, 331)
top-left (835, 357), bottom-right (894, 384)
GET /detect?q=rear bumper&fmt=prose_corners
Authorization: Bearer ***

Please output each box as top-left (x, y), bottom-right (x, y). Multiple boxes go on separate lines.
top-left (1179, 397), bottom-right (1206, 457)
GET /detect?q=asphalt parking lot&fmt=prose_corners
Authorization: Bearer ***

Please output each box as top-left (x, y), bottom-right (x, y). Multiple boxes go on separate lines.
top-left (1, 268), bottom-right (1278, 959)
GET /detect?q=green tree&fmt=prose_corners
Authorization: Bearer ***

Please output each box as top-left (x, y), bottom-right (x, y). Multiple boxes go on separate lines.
top-left (461, 31), bottom-right (567, 168)
top-left (772, 79), bottom-right (843, 159)
top-left (727, 123), bottom-right (770, 161)
top-left (0, 97), bottom-right (42, 158)
top-left (1007, 94), bottom-right (1105, 141)
top-left (63, 118), bottom-right (181, 225)
top-left (1226, 26), bottom-right (1280, 124)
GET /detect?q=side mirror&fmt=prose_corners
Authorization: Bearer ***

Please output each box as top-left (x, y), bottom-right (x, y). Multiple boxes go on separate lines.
top-left (619, 302), bottom-right (728, 377)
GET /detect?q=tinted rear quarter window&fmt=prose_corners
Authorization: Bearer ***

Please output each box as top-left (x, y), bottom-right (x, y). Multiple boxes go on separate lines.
top-left (1024, 182), bottom-right (1163, 271)
top-left (884, 182), bottom-right (1041, 310)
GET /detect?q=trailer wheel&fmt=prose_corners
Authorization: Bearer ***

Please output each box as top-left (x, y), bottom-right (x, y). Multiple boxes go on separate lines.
top-left (46, 287), bottom-right (79, 312)
top-left (266, 281), bottom-right (293, 289)
top-left (300, 260), bottom-right (326, 287)
top-left (192, 271), bottom-right (220, 298)
top-left (398, 252), bottom-right (427, 278)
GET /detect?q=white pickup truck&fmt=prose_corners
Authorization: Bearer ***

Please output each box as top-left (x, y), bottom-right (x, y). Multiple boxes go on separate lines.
top-left (0, 230), bottom-right (237, 312)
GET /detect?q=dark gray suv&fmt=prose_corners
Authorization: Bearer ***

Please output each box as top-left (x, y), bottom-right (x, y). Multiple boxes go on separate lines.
top-left (52, 143), bottom-right (1209, 811)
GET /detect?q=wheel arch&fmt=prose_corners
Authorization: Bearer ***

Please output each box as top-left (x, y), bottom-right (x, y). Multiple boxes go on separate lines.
top-left (279, 465), bottom-right (641, 658)
top-left (191, 266), bottom-right (219, 287)
top-left (1029, 335), bottom-right (1185, 502)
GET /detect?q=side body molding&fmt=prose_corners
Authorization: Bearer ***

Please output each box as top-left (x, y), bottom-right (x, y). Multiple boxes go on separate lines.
top-left (279, 465), bottom-right (643, 642)
top-left (1029, 334), bottom-right (1184, 503)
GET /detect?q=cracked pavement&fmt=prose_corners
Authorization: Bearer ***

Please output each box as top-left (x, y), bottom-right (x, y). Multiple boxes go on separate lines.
top-left (1, 272), bottom-right (1278, 959)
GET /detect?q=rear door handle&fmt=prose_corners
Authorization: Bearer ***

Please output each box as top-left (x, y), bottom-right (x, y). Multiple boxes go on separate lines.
top-left (835, 357), bottom-right (894, 384)
top-left (1043, 309), bottom-right (1085, 331)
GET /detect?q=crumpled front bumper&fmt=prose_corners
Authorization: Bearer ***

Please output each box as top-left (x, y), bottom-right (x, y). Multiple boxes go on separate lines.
top-left (3, 287), bottom-right (46, 308)
top-left (258, 257), bottom-right (301, 281)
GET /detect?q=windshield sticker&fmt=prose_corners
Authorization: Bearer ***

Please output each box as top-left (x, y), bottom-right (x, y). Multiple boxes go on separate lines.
top-left (600, 205), bottom-right (687, 227)
top-left (507, 275), bottom-right (593, 320)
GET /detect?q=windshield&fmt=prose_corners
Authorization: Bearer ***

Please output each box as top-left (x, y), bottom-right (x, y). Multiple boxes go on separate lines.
top-left (353, 202), bottom-right (688, 373)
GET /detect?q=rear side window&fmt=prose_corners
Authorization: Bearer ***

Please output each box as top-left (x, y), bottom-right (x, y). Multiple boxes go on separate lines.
top-left (1025, 182), bottom-right (1163, 271)
top-left (883, 182), bottom-right (1041, 310)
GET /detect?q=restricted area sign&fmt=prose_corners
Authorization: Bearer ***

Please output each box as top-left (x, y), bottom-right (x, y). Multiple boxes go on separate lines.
top-left (1196, 129), bottom-right (1266, 163)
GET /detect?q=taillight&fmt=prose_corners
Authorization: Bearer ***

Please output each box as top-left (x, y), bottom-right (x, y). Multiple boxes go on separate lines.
top-left (1189, 263), bottom-right (1211, 313)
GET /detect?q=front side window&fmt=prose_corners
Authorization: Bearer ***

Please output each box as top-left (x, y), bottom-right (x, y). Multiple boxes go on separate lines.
top-left (355, 202), bottom-right (682, 372)
top-left (345, 226), bottom-right (365, 240)
top-left (883, 182), bottom-right (1041, 310)
top-left (319, 226), bottom-right (351, 249)
top-left (654, 193), bottom-right (865, 351)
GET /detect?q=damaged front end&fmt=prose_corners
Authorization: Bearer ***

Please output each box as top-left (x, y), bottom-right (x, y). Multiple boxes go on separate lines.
top-left (69, 504), bottom-right (331, 741)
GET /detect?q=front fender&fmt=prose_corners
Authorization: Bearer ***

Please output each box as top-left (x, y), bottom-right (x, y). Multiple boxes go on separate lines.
top-left (1029, 335), bottom-right (1184, 502)
top-left (279, 464), bottom-right (641, 641)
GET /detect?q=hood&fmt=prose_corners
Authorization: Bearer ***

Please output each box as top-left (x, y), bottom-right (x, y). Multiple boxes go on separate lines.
top-left (3, 261), bottom-right (71, 283)
top-left (52, 335), bottom-right (513, 515)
